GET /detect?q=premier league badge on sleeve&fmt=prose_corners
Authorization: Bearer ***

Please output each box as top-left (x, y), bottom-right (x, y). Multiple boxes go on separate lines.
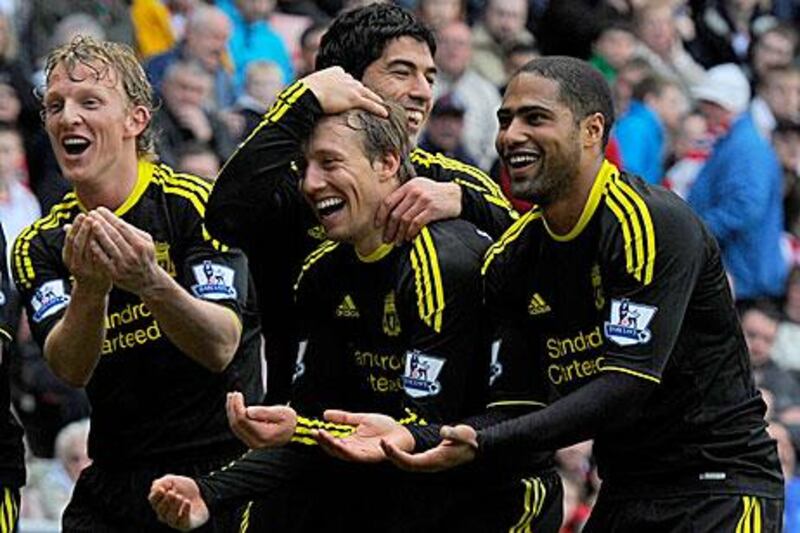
top-left (31, 280), bottom-right (71, 322)
top-left (402, 350), bottom-right (445, 398)
top-left (191, 260), bottom-right (237, 300)
top-left (604, 298), bottom-right (657, 346)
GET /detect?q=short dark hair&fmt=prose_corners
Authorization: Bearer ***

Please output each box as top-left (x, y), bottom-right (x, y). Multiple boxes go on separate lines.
top-left (315, 3), bottom-right (436, 80)
top-left (517, 56), bottom-right (615, 148)
top-left (631, 75), bottom-right (677, 101)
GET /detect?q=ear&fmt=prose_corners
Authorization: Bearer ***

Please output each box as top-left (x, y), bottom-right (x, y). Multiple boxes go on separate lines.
top-left (582, 112), bottom-right (605, 150)
top-left (124, 105), bottom-right (151, 139)
top-left (373, 150), bottom-right (401, 183)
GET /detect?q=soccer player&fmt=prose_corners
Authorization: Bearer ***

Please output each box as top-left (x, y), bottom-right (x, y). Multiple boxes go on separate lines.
top-left (149, 67), bottom-right (560, 533)
top-left (12, 37), bottom-right (262, 532)
top-left (0, 226), bottom-right (21, 533)
top-left (206, 3), bottom-right (517, 405)
top-left (329, 56), bottom-right (785, 531)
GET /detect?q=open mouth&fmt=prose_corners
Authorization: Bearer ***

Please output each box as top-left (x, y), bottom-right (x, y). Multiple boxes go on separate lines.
top-left (315, 197), bottom-right (346, 219)
top-left (406, 109), bottom-right (425, 130)
top-left (62, 136), bottom-right (91, 156)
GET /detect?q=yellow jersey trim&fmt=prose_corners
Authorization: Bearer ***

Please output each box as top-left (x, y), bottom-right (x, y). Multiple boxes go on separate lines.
top-left (481, 208), bottom-right (542, 276)
top-left (293, 240), bottom-right (340, 293)
top-left (356, 242), bottom-right (394, 263)
top-left (600, 364), bottom-right (661, 384)
top-left (409, 227), bottom-right (445, 333)
top-left (543, 159), bottom-right (614, 242)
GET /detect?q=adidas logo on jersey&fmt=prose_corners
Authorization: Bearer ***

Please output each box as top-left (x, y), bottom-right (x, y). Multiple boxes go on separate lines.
top-left (336, 295), bottom-right (360, 318)
top-left (528, 293), bottom-right (551, 315)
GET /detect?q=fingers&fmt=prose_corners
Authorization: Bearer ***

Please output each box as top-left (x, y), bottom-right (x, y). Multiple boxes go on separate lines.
top-left (440, 424), bottom-right (478, 448)
top-left (375, 189), bottom-right (404, 234)
top-left (312, 428), bottom-right (352, 461)
top-left (356, 86), bottom-right (389, 117)
top-left (381, 438), bottom-right (425, 471)
top-left (246, 405), bottom-right (294, 423)
top-left (322, 409), bottom-right (365, 426)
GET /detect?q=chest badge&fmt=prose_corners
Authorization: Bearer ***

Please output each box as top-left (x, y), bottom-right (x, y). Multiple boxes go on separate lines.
top-left (155, 242), bottom-right (176, 277)
top-left (382, 291), bottom-right (401, 336)
top-left (591, 263), bottom-right (605, 310)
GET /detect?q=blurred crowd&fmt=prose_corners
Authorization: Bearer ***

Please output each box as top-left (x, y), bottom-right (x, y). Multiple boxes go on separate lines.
top-left (1, 0), bottom-right (800, 530)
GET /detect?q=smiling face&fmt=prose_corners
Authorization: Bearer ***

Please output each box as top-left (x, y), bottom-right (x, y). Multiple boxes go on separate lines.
top-left (301, 114), bottom-right (399, 245)
top-left (43, 61), bottom-right (148, 188)
top-left (496, 73), bottom-right (584, 204)
top-left (361, 36), bottom-right (436, 141)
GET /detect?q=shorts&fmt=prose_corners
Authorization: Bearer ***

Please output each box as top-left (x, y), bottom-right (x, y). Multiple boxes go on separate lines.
top-left (62, 454), bottom-right (245, 533)
top-left (0, 486), bottom-right (20, 533)
top-left (585, 492), bottom-right (783, 532)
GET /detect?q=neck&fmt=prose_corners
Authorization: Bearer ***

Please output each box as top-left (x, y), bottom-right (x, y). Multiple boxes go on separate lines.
top-left (75, 155), bottom-right (140, 211)
top-left (542, 156), bottom-right (603, 235)
top-left (354, 227), bottom-right (387, 258)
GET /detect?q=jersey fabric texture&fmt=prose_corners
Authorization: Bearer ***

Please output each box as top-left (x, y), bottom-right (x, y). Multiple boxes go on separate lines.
top-left (0, 226), bottom-right (22, 533)
top-left (481, 160), bottom-right (783, 500)
top-left (206, 81), bottom-right (518, 405)
top-left (12, 161), bottom-right (263, 466)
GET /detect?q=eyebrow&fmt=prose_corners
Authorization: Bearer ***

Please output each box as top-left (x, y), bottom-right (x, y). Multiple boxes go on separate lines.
top-left (387, 58), bottom-right (437, 76)
top-left (497, 104), bottom-right (552, 118)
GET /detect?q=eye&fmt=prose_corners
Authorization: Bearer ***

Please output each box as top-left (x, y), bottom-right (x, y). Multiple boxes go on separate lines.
top-left (83, 98), bottom-right (100, 109)
top-left (45, 101), bottom-right (63, 116)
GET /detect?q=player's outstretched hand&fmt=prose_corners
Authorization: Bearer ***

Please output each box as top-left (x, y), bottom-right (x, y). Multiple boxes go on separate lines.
top-left (302, 67), bottom-right (388, 117)
top-left (226, 391), bottom-right (297, 449)
top-left (381, 424), bottom-right (478, 472)
top-left (375, 178), bottom-right (462, 243)
top-left (312, 410), bottom-right (414, 463)
top-left (148, 475), bottom-right (209, 531)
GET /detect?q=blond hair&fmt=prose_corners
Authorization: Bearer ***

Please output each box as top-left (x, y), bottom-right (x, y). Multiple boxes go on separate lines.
top-left (44, 36), bottom-right (156, 160)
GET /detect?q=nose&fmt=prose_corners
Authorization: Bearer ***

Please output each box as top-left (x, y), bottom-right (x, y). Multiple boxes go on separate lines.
top-left (409, 73), bottom-right (433, 105)
top-left (59, 100), bottom-right (83, 127)
top-left (502, 116), bottom-right (527, 145)
top-left (301, 162), bottom-right (325, 196)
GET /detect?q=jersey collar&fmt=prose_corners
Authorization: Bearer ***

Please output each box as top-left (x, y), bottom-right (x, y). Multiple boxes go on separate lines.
top-left (75, 159), bottom-right (153, 216)
top-left (543, 159), bottom-right (616, 242)
top-left (356, 242), bottom-right (395, 263)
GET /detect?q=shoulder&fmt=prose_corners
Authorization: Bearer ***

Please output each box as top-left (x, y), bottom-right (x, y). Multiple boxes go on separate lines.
top-left (149, 162), bottom-right (214, 218)
top-left (293, 239), bottom-right (342, 293)
top-left (481, 208), bottom-right (543, 278)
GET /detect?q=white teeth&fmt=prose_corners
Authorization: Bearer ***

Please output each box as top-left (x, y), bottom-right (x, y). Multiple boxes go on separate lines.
top-left (508, 154), bottom-right (539, 165)
top-left (406, 110), bottom-right (423, 123)
top-left (315, 198), bottom-right (344, 211)
top-left (63, 138), bottom-right (89, 146)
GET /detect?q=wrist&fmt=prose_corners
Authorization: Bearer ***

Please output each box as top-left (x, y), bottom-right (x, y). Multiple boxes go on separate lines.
top-left (448, 182), bottom-right (463, 218)
top-left (138, 266), bottom-right (174, 303)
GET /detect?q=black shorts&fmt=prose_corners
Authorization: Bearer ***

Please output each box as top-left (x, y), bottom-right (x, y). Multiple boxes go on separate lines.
top-left (240, 468), bottom-right (562, 533)
top-left (62, 454), bottom-right (245, 533)
top-left (0, 486), bottom-right (20, 533)
top-left (585, 492), bottom-right (783, 533)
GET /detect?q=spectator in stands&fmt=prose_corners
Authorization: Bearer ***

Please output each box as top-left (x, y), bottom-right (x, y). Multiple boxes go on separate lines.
top-left (297, 21), bottom-right (327, 78)
top-left (743, 305), bottom-right (800, 417)
top-left (34, 419), bottom-right (90, 522)
top-left (767, 421), bottom-right (800, 532)
top-left (500, 39), bottom-right (538, 93)
top-left (772, 268), bottom-right (800, 376)
top-left (662, 111), bottom-right (711, 199)
top-left (470, 0), bottom-right (535, 88)
top-left (25, 0), bottom-right (134, 66)
top-left (0, 125), bottom-right (40, 271)
top-left (751, 65), bottom-right (800, 140)
top-left (152, 60), bottom-right (237, 168)
top-left (217, 0), bottom-right (294, 94)
top-left (416, 0), bottom-right (465, 31)
top-left (615, 75), bottom-right (687, 184)
top-left (691, 0), bottom-right (777, 68)
top-left (689, 63), bottom-right (787, 304)
top-left (589, 21), bottom-right (636, 85)
top-left (749, 23), bottom-right (799, 87)
top-left (434, 20), bottom-right (502, 171)
top-left (231, 60), bottom-right (284, 139)
top-left (418, 93), bottom-right (476, 167)
top-left (612, 57), bottom-right (653, 116)
top-left (131, 0), bottom-right (177, 60)
top-left (631, 0), bottom-right (706, 95)
top-left (773, 120), bottom-right (800, 237)
top-left (175, 143), bottom-right (221, 182)
top-left (145, 5), bottom-right (236, 109)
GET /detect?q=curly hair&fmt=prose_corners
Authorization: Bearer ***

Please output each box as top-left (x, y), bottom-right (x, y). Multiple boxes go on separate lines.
top-left (43, 35), bottom-right (156, 160)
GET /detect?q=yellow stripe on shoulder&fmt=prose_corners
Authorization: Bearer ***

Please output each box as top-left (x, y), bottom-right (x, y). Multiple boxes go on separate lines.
top-left (409, 227), bottom-right (444, 333)
top-left (481, 209), bottom-right (542, 276)
top-left (604, 176), bottom-right (656, 285)
top-left (293, 240), bottom-right (340, 292)
top-left (13, 198), bottom-right (79, 289)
